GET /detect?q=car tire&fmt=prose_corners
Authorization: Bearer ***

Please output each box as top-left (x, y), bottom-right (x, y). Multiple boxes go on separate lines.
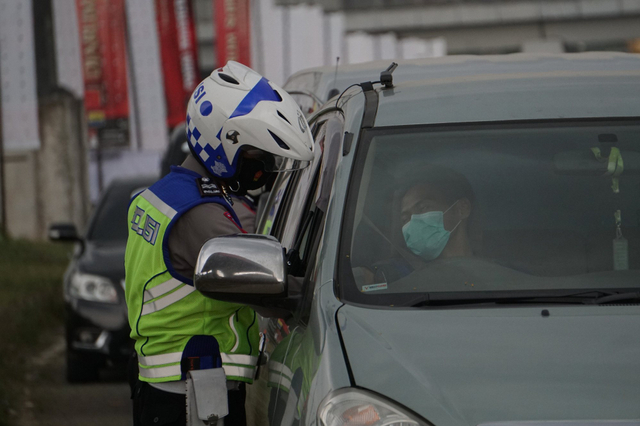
top-left (66, 351), bottom-right (100, 383)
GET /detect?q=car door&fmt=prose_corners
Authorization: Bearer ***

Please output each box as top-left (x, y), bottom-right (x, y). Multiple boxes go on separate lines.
top-left (250, 111), bottom-right (345, 426)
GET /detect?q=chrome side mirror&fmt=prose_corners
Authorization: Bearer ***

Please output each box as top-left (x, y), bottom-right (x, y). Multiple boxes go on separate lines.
top-left (195, 234), bottom-right (286, 297)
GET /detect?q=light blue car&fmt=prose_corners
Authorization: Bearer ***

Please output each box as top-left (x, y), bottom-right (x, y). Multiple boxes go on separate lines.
top-left (196, 52), bottom-right (640, 426)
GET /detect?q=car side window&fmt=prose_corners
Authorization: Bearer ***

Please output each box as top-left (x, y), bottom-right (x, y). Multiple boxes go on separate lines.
top-left (288, 113), bottom-right (344, 324)
top-left (278, 123), bottom-right (326, 250)
top-left (285, 112), bottom-right (344, 323)
top-left (255, 123), bottom-right (325, 240)
top-left (255, 172), bottom-right (293, 236)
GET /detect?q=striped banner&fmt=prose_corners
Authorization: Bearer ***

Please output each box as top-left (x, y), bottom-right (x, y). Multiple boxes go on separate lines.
top-left (156, 0), bottom-right (199, 128)
top-left (214, 0), bottom-right (251, 67)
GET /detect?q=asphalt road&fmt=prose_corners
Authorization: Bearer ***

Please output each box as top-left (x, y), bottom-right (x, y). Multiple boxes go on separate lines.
top-left (14, 328), bottom-right (270, 426)
top-left (16, 330), bottom-right (131, 426)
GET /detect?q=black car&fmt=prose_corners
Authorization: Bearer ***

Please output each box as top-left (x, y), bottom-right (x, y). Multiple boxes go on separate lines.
top-left (49, 175), bottom-right (156, 382)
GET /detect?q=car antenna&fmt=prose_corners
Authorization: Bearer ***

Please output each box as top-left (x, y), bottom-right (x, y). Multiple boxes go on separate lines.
top-left (327, 57), bottom-right (341, 99)
top-left (380, 62), bottom-right (398, 88)
top-left (335, 62), bottom-right (399, 106)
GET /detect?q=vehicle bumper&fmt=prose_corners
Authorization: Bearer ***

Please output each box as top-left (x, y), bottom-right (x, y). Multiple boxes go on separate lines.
top-left (65, 300), bottom-right (133, 363)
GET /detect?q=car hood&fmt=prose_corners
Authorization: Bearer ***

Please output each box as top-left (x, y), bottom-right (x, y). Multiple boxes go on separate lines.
top-left (77, 241), bottom-right (126, 282)
top-left (337, 304), bottom-right (640, 425)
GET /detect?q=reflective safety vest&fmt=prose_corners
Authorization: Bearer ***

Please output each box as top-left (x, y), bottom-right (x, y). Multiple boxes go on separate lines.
top-left (125, 166), bottom-right (260, 384)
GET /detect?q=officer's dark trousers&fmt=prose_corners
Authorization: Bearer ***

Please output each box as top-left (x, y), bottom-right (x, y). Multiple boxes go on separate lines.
top-left (128, 353), bottom-right (247, 426)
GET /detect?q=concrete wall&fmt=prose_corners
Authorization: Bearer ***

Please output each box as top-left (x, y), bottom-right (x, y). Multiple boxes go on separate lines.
top-left (5, 90), bottom-right (90, 240)
top-left (4, 151), bottom-right (39, 239)
top-left (403, 16), bottom-right (640, 54)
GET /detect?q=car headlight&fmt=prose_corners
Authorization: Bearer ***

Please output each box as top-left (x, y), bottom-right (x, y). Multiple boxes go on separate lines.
top-left (318, 388), bottom-right (430, 426)
top-left (69, 272), bottom-right (118, 303)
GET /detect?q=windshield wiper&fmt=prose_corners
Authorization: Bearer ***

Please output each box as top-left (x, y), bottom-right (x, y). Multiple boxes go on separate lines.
top-left (509, 290), bottom-right (640, 305)
top-left (589, 291), bottom-right (640, 305)
top-left (408, 290), bottom-right (640, 308)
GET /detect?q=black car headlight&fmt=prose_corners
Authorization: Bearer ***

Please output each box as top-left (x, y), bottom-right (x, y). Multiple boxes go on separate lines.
top-left (69, 272), bottom-right (118, 303)
top-left (318, 388), bottom-right (431, 426)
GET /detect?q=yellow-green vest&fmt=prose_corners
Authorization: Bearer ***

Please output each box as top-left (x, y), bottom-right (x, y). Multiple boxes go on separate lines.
top-left (125, 167), bottom-right (259, 383)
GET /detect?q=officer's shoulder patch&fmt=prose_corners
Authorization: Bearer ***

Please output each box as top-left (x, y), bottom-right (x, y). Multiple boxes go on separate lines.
top-left (197, 177), bottom-right (221, 197)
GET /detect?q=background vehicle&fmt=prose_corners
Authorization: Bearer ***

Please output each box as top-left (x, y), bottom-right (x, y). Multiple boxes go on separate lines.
top-left (196, 52), bottom-right (640, 426)
top-left (50, 176), bottom-right (156, 383)
top-left (160, 124), bottom-right (190, 177)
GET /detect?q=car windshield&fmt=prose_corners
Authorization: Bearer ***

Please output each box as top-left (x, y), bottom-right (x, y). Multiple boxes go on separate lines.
top-left (340, 120), bottom-right (640, 306)
top-left (86, 181), bottom-right (150, 243)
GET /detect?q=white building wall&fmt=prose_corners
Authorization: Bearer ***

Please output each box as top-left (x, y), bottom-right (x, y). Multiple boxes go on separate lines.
top-left (52, 0), bottom-right (84, 99)
top-left (346, 32), bottom-right (376, 64)
top-left (252, 1), bottom-right (347, 84)
top-left (325, 13), bottom-right (345, 66)
top-left (400, 37), bottom-right (447, 59)
top-left (251, 0), bottom-right (286, 84)
top-left (125, 0), bottom-right (168, 153)
top-left (376, 33), bottom-right (398, 60)
top-left (0, 0), bottom-right (40, 152)
top-left (289, 5), bottom-right (325, 76)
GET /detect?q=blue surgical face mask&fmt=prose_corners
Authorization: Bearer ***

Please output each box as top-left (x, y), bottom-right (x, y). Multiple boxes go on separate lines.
top-left (402, 201), bottom-right (460, 261)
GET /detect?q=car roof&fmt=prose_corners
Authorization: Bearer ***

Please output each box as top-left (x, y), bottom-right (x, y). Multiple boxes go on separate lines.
top-left (285, 52), bottom-right (640, 105)
top-left (329, 52), bottom-right (640, 127)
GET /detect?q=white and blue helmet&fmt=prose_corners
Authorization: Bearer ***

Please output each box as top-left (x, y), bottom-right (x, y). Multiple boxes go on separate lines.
top-left (185, 61), bottom-right (314, 180)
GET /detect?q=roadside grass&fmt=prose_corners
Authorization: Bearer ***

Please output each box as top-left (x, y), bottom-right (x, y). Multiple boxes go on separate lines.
top-left (0, 237), bottom-right (72, 426)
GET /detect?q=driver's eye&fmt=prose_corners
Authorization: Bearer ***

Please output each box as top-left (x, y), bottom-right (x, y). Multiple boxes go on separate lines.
top-left (417, 200), bottom-right (443, 213)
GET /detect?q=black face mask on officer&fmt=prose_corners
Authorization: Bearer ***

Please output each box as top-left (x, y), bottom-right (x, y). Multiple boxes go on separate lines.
top-left (232, 156), bottom-right (275, 196)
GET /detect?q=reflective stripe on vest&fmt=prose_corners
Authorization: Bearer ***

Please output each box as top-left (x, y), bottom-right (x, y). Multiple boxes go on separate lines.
top-left (139, 352), bottom-right (258, 369)
top-left (222, 365), bottom-right (255, 380)
top-left (139, 364), bottom-right (181, 379)
top-left (138, 363), bottom-right (255, 380)
top-left (221, 353), bottom-right (257, 366)
top-left (268, 360), bottom-right (293, 391)
top-left (143, 278), bottom-right (184, 303)
top-left (268, 372), bottom-right (292, 392)
top-left (139, 351), bottom-right (182, 367)
top-left (268, 360), bottom-right (293, 381)
top-left (140, 189), bottom-right (177, 219)
top-left (141, 284), bottom-right (196, 316)
top-left (229, 316), bottom-right (240, 352)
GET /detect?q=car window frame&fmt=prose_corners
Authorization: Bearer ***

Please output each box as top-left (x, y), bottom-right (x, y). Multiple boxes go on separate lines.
top-left (337, 117), bottom-right (640, 308)
top-left (287, 112), bottom-right (345, 324)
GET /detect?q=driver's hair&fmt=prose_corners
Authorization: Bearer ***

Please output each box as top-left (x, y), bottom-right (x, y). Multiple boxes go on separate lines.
top-left (404, 165), bottom-right (475, 207)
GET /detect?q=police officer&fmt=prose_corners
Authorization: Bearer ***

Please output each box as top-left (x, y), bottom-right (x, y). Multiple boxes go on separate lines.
top-left (125, 61), bottom-right (314, 426)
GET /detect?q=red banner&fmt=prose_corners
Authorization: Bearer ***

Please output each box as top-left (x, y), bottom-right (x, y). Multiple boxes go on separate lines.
top-left (76, 0), bottom-right (129, 128)
top-left (214, 0), bottom-right (251, 67)
top-left (156, 0), bottom-right (200, 128)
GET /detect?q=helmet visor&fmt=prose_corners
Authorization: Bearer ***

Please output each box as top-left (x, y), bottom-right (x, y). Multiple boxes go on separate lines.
top-left (270, 156), bottom-right (311, 172)
top-left (242, 148), bottom-right (311, 173)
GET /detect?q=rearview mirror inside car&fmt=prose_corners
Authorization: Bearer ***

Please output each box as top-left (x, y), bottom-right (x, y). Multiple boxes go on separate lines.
top-left (554, 148), bottom-right (640, 175)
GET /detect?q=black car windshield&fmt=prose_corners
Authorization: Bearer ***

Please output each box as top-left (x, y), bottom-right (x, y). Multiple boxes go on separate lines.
top-left (340, 120), bottom-right (640, 306)
top-left (86, 180), bottom-right (150, 243)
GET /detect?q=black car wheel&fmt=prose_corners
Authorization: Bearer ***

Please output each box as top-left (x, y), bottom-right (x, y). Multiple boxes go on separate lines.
top-left (66, 350), bottom-right (100, 383)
